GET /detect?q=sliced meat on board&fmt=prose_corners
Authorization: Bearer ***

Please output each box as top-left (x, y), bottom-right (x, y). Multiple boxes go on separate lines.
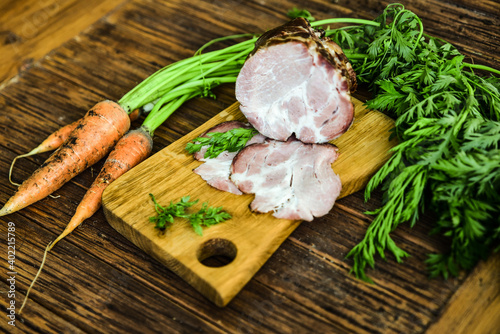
top-left (236, 17), bottom-right (356, 144)
top-left (193, 121), bottom-right (266, 195)
top-left (230, 138), bottom-right (341, 221)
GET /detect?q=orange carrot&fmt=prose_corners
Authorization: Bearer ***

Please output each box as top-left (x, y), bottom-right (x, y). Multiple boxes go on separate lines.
top-left (19, 127), bottom-right (153, 314)
top-left (29, 120), bottom-right (80, 155)
top-left (50, 126), bottom-right (153, 249)
top-left (0, 100), bottom-right (130, 217)
top-left (9, 108), bottom-right (141, 186)
top-left (8, 119), bottom-right (80, 186)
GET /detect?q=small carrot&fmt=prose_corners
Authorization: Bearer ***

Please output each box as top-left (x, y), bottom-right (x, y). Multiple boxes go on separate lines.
top-left (8, 108), bottom-right (141, 186)
top-left (9, 119), bottom-right (80, 186)
top-left (0, 100), bottom-right (130, 217)
top-left (19, 126), bottom-right (153, 314)
top-left (50, 126), bottom-right (153, 249)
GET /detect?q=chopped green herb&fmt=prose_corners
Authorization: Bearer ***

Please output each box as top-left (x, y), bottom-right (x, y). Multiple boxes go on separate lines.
top-left (149, 194), bottom-right (196, 231)
top-left (149, 194), bottom-right (231, 235)
top-left (185, 127), bottom-right (258, 159)
top-left (188, 203), bottom-right (232, 236)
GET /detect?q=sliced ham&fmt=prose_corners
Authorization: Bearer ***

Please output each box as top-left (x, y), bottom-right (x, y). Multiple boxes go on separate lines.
top-left (230, 138), bottom-right (341, 221)
top-left (193, 121), bottom-right (266, 195)
top-left (236, 17), bottom-right (356, 144)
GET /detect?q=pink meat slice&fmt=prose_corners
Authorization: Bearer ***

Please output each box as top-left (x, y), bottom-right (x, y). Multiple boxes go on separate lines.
top-left (230, 138), bottom-right (341, 221)
top-left (193, 121), bottom-right (266, 195)
top-left (236, 18), bottom-right (356, 144)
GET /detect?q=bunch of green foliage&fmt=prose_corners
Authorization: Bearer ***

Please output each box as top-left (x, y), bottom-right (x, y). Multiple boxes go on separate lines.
top-left (324, 4), bottom-right (500, 281)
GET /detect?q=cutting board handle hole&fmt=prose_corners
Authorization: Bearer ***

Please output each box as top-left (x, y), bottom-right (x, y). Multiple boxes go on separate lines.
top-left (197, 238), bottom-right (237, 268)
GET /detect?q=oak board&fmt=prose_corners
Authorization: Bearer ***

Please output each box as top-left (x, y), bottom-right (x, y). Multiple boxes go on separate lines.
top-left (102, 98), bottom-right (397, 306)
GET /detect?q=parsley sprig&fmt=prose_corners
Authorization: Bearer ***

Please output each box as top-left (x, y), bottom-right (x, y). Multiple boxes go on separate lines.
top-left (185, 127), bottom-right (258, 159)
top-left (149, 194), bottom-right (231, 235)
top-left (187, 202), bottom-right (233, 236)
top-left (325, 3), bottom-right (500, 281)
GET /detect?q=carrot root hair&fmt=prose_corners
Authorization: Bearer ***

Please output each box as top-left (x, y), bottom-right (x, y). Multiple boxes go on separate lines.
top-left (9, 152), bottom-right (61, 199)
top-left (9, 152), bottom-right (38, 187)
top-left (18, 241), bottom-right (53, 315)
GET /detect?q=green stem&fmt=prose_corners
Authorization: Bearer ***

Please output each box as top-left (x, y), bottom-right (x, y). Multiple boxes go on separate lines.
top-left (193, 47), bottom-right (253, 82)
top-left (343, 52), bottom-right (370, 60)
top-left (140, 46), bottom-right (252, 123)
top-left (464, 63), bottom-right (500, 76)
top-left (311, 18), bottom-right (379, 28)
top-left (119, 38), bottom-right (256, 111)
top-left (149, 76), bottom-right (238, 116)
top-left (142, 94), bottom-right (196, 136)
top-left (146, 64), bottom-right (242, 101)
top-left (195, 34), bottom-right (257, 55)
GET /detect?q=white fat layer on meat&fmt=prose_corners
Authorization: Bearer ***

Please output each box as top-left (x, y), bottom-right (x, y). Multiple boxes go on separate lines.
top-left (193, 131), bottom-right (267, 195)
top-left (236, 42), bottom-right (353, 144)
top-left (230, 140), bottom-right (341, 221)
top-left (194, 151), bottom-right (243, 195)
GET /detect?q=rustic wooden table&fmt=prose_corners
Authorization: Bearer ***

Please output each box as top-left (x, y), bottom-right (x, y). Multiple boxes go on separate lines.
top-left (1, 0), bottom-right (499, 333)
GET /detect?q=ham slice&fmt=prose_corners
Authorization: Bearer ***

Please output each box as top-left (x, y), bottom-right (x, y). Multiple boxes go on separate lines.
top-left (193, 121), bottom-right (266, 195)
top-left (230, 138), bottom-right (341, 221)
top-left (236, 17), bottom-right (356, 144)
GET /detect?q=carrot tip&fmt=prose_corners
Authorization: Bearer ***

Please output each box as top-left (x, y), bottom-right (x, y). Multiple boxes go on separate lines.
top-left (48, 233), bottom-right (67, 251)
top-left (0, 205), bottom-right (11, 217)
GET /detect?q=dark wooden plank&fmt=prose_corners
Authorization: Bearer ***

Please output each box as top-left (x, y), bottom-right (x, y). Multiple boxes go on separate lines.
top-left (0, 0), bottom-right (127, 87)
top-left (0, 0), bottom-right (498, 333)
top-left (1, 217), bottom-right (228, 333)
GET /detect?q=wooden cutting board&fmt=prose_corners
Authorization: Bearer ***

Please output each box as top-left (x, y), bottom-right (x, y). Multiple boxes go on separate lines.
top-left (102, 98), bottom-right (397, 306)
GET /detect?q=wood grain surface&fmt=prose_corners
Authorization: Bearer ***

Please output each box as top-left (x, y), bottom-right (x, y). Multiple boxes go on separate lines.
top-left (0, 0), bottom-right (498, 333)
top-left (101, 100), bottom-right (396, 307)
top-left (0, 0), bottom-right (126, 89)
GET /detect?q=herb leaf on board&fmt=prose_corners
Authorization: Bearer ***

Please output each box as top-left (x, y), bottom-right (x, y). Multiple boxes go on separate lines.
top-left (185, 127), bottom-right (258, 159)
top-left (149, 194), bottom-right (232, 235)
